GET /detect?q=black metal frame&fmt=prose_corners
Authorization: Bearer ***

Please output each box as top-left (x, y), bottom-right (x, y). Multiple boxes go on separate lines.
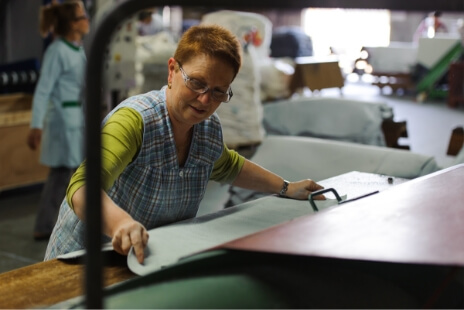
top-left (84, 0), bottom-right (464, 307)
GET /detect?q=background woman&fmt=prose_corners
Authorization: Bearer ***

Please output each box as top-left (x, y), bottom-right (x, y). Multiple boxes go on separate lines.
top-left (27, 0), bottom-right (90, 240)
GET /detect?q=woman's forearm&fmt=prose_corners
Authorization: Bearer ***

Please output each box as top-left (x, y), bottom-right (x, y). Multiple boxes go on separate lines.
top-left (71, 185), bottom-right (149, 262)
top-left (231, 159), bottom-right (325, 201)
top-left (71, 186), bottom-right (134, 238)
top-left (231, 159), bottom-right (284, 195)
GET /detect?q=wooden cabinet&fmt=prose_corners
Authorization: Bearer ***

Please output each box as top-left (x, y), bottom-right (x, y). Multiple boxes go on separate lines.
top-left (0, 93), bottom-right (48, 191)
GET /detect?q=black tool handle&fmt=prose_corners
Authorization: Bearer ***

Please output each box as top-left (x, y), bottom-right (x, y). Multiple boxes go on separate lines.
top-left (308, 188), bottom-right (342, 212)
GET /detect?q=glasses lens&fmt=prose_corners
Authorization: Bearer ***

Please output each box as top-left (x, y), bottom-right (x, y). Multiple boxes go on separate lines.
top-left (212, 90), bottom-right (230, 102)
top-left (186, 79), bottom-right (207, 92)
top-left (179, 64), bottom-right (232, 103)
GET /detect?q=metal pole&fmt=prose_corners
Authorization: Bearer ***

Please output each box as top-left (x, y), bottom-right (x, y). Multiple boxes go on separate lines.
top-left (84, 1), bottom-right (167, 307)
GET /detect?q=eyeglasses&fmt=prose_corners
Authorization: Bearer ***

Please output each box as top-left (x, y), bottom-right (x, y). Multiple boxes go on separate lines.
top-left (177, 62), bottom-right (233, 103)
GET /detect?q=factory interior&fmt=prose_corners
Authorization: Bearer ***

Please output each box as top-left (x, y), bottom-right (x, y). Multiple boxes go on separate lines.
top-left (1, 0), bottom-right (464, 308)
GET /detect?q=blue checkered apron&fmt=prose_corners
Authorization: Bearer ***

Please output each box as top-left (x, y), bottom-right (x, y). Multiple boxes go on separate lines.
top-left (45, 88), bottom-right (223, 259)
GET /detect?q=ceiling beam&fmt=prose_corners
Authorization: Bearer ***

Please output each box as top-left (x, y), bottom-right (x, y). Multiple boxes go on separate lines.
top-left (172, 0), bottom-right (463, 11)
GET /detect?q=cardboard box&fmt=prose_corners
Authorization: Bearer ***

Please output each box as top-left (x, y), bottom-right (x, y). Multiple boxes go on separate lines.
top-left (289, 56), bottom-right (344, 93)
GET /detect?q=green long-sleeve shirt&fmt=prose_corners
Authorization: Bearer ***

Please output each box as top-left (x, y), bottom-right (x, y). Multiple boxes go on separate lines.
top-left (66, 107), bottom-right (245, 208)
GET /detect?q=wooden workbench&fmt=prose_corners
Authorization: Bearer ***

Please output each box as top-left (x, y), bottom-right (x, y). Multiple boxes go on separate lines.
top-left (1, 166), bottom-right (463, 308)
top-left (100, 166), bottom-right (464, 309)
top-left (0, 255), bottom-right (135, 309)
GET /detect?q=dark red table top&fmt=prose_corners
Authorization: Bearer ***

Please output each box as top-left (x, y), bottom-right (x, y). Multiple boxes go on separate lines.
top-left (220, 164), bottom-right (464, 266)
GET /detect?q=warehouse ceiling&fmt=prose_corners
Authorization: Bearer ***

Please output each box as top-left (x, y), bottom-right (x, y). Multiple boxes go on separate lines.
top-left (169, 0), bottom-right (463, 11)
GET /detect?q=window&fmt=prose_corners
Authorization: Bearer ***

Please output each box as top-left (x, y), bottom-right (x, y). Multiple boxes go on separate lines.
top-left (302, 8), bottom-right (390, 74)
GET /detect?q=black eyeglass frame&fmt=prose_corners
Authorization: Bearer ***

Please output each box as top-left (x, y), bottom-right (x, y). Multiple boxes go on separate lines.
top-left (176, 61), bottom-right (233, 103)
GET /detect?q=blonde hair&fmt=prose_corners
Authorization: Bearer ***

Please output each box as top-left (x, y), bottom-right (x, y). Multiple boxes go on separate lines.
top-left (174, 24), bottom-right (242, 79)
top-left (39, 0), bottom-right (83, 38)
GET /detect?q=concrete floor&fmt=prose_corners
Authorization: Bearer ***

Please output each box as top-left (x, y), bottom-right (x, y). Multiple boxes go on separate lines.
top-left (1, 79), bottom-right (463, 275)
top-left (0, 184), bottom-right (48, 273)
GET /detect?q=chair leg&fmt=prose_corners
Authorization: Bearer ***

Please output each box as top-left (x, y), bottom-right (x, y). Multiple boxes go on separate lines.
top-left (381, 119), bottom-right (409, 150)
top-left (447, 126), bottom-right (464, 156)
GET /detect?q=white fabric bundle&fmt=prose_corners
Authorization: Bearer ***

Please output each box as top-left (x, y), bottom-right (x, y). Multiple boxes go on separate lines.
top-left (201, 10), bottom-right (272, 60)
top-left (259, 57), bottom-right (295, 101)
top-left (214, 45), bottom-right (265, 146)
top-left (262, 96), bottom-right (393, 146)
top-left (201, 10), bottom-right (273, 146)
top-left (135, 31), bottom-right (177, 93)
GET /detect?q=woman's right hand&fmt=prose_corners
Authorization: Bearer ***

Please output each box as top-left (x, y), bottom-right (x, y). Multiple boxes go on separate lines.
top-left (111, 218), bottom-right (149, 264)
top-left (27, 128), bottom-right (42, 150)
top-left (73, 187), bottom-right (150, 264)
top-left (72, 187), bottom-right (150, 263)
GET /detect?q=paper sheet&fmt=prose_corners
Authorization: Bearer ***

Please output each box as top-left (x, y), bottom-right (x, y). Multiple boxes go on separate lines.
top-left (57, 243), bottom-right (114, 260)
top-left (56, 196), bottom-right (338, 267)
top-left (57, 171), bottom-right (404, 276)
top-left (128, 196), bottom-right (340, 275)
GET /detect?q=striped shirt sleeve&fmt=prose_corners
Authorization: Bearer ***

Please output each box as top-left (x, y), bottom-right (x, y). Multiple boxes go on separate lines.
top-left (210, 144), bottom-right (245, 184)
top-left (66, 107), bottom-right (142, 209)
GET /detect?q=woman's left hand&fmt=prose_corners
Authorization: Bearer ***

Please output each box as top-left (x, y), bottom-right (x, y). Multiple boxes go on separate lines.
top-left (285, 179), bottom-right (325, 200)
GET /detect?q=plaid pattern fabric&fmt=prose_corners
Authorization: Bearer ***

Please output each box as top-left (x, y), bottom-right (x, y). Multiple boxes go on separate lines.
top-left (107, 88), bottom-right (224, 228)
top-left (45, 88), bottom-right (223, 259)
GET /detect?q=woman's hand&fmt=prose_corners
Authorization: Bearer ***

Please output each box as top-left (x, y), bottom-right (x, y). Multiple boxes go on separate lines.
top-left (27, 128), bottom-right (42, 150)
top-left (72, 187), bottom-right (150, 263)
top-left (285, 179), bottom-right (325, 200)
top-left (111, 218), bottom-right (149, 264)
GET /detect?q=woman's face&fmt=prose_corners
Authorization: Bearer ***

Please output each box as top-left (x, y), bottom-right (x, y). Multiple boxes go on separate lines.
top-left (72, 4), bottom-right (90, 36)
top-left (166, 54), bottom-right (235, 129)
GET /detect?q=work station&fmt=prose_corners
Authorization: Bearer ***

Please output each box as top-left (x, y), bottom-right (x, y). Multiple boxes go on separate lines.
top-left (0, 0), bottom-right (464, 308)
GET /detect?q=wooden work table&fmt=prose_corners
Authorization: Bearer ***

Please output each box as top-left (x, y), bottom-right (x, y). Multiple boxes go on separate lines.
top-left (1, 166), bottom-right (463, 308)
top-left (0, 254), bottom-right (135, 309)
